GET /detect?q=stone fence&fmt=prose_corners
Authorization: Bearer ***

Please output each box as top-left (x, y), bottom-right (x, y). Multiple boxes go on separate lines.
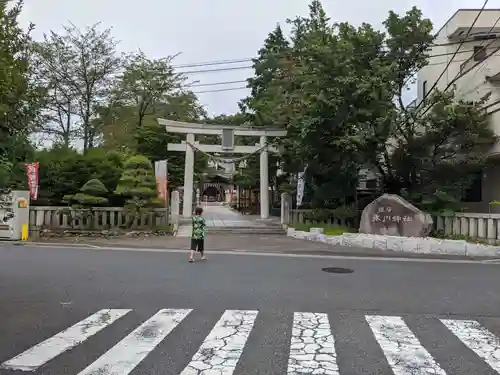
top-left (284, 206), bottom-right (500, 242)
top-left (433, 212), bottom-right (500, 241)
top-left (29, 206), bottom-right (170, 231)
top-left (289, 209), bottom-right (355, 228)
top-left (280, 191), bottom-right (500, 241)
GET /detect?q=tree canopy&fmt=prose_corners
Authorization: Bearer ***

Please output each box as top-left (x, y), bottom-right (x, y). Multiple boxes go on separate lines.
top-left (239, 0), bottom-right (495, 212)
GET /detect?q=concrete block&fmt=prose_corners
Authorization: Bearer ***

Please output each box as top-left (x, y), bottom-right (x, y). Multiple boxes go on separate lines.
top-left (466, 243), bottom-right (499, 257)
top-left (356, 233), bottom-right (375, 248)
top-left (341, 233), bottom-right (359, 247)
top-left (386, 236), bottom-right (403, 251)
top-left (286, 227), bottom-right (296, 236)
top-left (429, 239), bottom-right (466, 255)
top-left (292, 230), bottom-right (308, 239)
top-left (325, 235), bottom-right (342, 246)
top-left (416, 238), bottom-right (435, 254)
top-left (400, 237), bottom-right (420, 253)
top-left (310, 227), bottom-right (324, 234)
top-left (305, 233), bottom-right (318, 241)
top-left (372, 235), bottom-right (388, 250)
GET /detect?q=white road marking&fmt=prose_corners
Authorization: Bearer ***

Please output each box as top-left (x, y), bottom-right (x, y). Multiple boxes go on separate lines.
top-left (366, 315), bottom-right (447, 375)
top-left (1, 309), bottom-right (130, 371)
top-left (441, 319), bottom-right (500, 372)
top-left (77, 308), bottom-right (191, 375)
top-left (287, 312), bottom-right (339, 375)
top-left (23, 244), bottom-right (497, 265)
top-left (180, 309), bottom-right (258, 375)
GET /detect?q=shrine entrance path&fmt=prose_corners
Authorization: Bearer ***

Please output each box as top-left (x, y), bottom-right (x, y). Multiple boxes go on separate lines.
top-left (176, 203), bottom-right (283, 237)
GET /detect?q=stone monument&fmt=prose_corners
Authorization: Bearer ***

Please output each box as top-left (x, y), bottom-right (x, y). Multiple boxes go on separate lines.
top-left (359, 194), bottom-right (433, 237)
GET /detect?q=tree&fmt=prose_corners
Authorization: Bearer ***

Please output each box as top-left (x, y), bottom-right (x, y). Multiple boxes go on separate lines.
top-left (241, 1), bottom-right (494, 214)
top-left (242, 0), bottom-right (364, 208)
top-left (0, 0), bottom-right (45, 190)
top-left (100, 92), bottom-right (208, 189)
top-left (35, 146), bottom-right (124, 206)
top-left (62, 178), bottom-right (109, 229)
top-left (115, 155), bottom-right (160, 221)
top-left (34, 23), bottom-right (122, 151)
top-left (64, 178), bottom-right (109, 207)
top-left (112, 51), bottom-right (186, 129)
top-left (240, 24), bottom-right (290, 126)
top-left (381, 91), bottom-right (495, 212)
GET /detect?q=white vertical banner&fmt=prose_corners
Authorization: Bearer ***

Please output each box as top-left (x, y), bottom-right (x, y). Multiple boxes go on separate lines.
top-left (296, 165), bottom-right (307, 208)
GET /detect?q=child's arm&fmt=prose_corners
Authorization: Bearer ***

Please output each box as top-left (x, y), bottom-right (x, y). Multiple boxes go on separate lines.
top-left (202, 218), bottom-right (207, 235)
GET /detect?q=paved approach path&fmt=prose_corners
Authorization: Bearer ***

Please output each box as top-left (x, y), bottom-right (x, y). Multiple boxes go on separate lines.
top-left (176, 203), bottom-right (277, 237)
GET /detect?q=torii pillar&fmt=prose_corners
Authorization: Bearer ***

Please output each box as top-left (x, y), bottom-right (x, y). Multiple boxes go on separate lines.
top-left (159, 119), bottom-right (287, 219)
top-left (183, 133), bottom-right (195, 218)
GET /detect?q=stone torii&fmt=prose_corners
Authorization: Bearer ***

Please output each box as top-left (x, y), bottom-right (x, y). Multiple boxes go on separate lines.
top-left (157, 119), bottom-right (287, 219)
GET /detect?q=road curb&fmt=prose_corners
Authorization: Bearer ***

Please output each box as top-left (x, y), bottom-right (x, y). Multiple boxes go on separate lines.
top-left (9, 241), bottom-right (500, 263)
top-left (14, 243), bottom-right (500, 264)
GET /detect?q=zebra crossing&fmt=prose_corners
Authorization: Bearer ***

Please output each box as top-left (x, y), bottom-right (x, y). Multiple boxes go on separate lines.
top-left (2, 308), bottom-right (500, 374)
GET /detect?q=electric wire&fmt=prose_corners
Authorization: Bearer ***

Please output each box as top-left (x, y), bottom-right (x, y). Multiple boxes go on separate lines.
top-left (170, 34), bottom-right (500, 70)
top-left (414, 0), bottom-right (489, 113)
top-left (187, 48), bottom-right (500, 94)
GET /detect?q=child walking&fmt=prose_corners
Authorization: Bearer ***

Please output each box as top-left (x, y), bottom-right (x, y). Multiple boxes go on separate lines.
top-left (189, 206), bottom-right (206, 263)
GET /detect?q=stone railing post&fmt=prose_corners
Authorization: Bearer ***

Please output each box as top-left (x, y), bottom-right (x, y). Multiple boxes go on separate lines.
top-left (281, 192), bottom-right (292, 225)
top-left (170, 190), bottom-right (180, 225)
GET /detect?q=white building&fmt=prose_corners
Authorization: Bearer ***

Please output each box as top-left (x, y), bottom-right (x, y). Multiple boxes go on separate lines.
top-left (417, 9), bottom-right (500, 212)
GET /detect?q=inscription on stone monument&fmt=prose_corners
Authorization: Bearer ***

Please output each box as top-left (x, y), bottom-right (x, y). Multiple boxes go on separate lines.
top-left (371, 206), bottom-right (414, 224)
top-left (360, 194), bottom-right (433, 237)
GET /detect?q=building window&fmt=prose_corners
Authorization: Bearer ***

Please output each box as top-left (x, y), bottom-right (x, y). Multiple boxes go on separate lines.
top-left (473, 46), bottom-right (487, 61)
top-left (462, 171), bottom-right (482, 202)
top-left (422, 80), bottom-right (427, 98)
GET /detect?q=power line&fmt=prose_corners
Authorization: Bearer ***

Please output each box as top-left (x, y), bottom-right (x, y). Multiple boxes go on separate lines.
top-left (414, 0), bottom-right (489, 115)
top-left (172, 58), bottom-right (252, 69)
top-left (185, 49), bottom-right (500, 92)
top-left (452, 14), bottom-right (500, 98)
top-left (419, 37), bottom-right (500, 119)
top-left (178, 65), bottom-right (252, 75)
top-left (175, 46), bottom-right (499, 77)
top-left (170, 35), bottom-right (500, 70)
top-left (190, 80), bottom-right (246, 87)
top-left (192, 86), bottom-right (248, 94)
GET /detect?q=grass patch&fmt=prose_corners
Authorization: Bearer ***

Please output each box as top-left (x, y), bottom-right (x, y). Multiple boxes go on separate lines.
top-left (289, 223), bottom-right (356, 236)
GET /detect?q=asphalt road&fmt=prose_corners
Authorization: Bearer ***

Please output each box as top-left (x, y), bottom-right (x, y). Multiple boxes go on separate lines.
top-left (1, 245), bottom-right (500, 374)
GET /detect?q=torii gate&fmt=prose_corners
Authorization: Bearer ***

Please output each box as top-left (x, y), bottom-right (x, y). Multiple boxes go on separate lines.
top-left (157, 119), bottom-right (287, 219)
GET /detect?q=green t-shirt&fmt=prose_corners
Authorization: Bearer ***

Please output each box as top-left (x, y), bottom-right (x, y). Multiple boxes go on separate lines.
top-left (192, 216), bottom-right (206, 239)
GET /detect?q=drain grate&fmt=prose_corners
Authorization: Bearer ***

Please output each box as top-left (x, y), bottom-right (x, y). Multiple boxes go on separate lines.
top-left (322, 267), bottom-right (353, 274)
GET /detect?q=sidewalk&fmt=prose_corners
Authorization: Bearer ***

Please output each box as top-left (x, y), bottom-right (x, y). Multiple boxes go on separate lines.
top-left (14, 234), bottom-right (500, 261)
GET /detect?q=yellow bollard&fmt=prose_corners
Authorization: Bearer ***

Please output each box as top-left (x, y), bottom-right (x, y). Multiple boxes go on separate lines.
top-left (21, 224), bottom-right (28, 241)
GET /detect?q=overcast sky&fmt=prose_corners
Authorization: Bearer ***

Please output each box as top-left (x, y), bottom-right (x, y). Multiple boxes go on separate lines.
top-left (19, 0), bottom-right (487, 117)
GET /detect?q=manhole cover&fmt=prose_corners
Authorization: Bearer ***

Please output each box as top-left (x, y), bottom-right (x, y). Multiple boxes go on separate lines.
top-left (322, 267), bottom-right (353, 274)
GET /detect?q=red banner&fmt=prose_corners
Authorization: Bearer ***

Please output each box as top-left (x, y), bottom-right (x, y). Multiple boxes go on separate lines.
top-left (25, 162), bottom-right (39, 200)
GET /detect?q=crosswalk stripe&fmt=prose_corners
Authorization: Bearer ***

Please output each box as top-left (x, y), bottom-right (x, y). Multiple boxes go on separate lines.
top-left (77, 309), bottom-right (191, 375)
top-left (366, 315), bottom-right (448, 375)
top-left (441, 319), bottom-right (500, 373)
top-left (287, 312), bottom-right (339, 375)
top-left (0, 309), bottom-right (130, 371)
top-left (179, 309), bottom-right (258, 375)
